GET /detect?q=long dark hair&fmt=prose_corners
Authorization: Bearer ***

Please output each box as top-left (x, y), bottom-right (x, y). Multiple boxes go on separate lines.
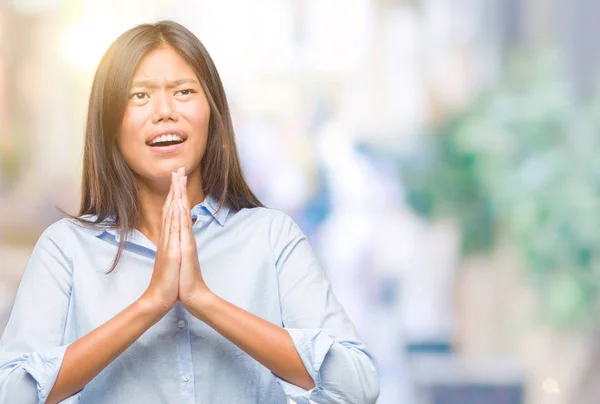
top-left (68, 20), bottom-right (262, 272)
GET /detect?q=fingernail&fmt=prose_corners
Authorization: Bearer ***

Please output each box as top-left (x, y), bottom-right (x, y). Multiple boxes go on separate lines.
top-left (183, 176), bottom-right (187, 186)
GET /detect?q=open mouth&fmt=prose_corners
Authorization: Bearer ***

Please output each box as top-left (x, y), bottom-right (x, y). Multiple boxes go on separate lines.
top-left (147, 133), bottom-right (186, 148)
top-left (149, 140), bottom-right (184, 147)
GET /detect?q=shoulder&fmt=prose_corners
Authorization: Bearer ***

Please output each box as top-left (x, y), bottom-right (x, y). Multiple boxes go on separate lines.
top-left (35, 216), bottom-right (107, 251)
top-left (38, 218), bottom-right (75, 240)
top-left (233, 206), bottom-right (301, 234)
top-left (235, 207), bottom-right (308, 255)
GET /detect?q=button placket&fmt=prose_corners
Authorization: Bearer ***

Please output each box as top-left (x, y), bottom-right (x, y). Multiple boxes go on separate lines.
top-left (175, 304), bottom-right (195, 399)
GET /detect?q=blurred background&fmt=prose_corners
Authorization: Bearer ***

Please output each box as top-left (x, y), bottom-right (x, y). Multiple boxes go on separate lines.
top-left (2, 0), bottom-right (600, 403)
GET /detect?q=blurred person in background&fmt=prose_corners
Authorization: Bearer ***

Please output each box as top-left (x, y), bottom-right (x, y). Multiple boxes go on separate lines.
top-left (0, 20), bottom-right (379, 404)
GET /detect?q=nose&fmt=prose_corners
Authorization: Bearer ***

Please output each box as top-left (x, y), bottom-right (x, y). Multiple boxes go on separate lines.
top-left (151, 92), bottom-right (179, 123)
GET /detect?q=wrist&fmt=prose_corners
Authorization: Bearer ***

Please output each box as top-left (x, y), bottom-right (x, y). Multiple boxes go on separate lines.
top-left (138, 290), bottom-right (172, 319)
top-left (185, 289), bottom-right (218, 321)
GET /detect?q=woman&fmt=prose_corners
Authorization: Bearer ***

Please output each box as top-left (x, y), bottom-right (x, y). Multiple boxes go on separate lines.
top-left (0, 20), bottom-right (379, 404)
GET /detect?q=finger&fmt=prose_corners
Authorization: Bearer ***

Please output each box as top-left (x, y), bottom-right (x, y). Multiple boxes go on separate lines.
top-left (160, 189), bottom-right (176, 250)
top-left (161, 178), bottom-right (175, 224)
top-left (181, 176), bottom-right (191, 214)
top-left (167, 200), bottom-right (181, 261)
top-left (170, 199), bottom-right (180, 234)
top-left (159, 174), bottom-right (176, 247)
top-left (174, 173), bottom-right (182, 202)
top-left (178, 198), bottom-right (195, 254)
top-left (175, 168), bottom-right (183, 194)
top-left (178, 176), bottom-right (192, 230)
top-left (178, 168), bottom-right (185, 201)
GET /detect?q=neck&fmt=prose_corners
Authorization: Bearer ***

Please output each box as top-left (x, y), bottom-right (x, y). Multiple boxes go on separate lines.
top-left (136, 170), bottom-right (204, 245)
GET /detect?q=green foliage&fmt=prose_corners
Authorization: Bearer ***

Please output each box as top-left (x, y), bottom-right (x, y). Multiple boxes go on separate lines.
top-left (401, 52), bottom-right (600, 328)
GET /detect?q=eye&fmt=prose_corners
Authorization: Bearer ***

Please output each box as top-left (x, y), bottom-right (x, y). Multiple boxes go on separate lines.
top-left (177, 89), bottom-right (195, 96)
top-left (130, 92), bottom-right (148, 100)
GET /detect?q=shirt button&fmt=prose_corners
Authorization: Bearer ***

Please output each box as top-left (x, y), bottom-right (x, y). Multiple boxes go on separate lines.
top-left (182, 373), bottom-right (191, 382)
top-left (178, 320), bottom-right (186, 328)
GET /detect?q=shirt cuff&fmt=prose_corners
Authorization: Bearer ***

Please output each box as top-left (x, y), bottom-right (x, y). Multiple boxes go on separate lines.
top-left (274, 328), bottom-right (334, 404)
top-left (21, 344), bottom-right (70, 403)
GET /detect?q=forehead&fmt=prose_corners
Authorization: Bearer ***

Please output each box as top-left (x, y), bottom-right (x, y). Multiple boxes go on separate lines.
top-left (132, 46), bottom-right (196, 80)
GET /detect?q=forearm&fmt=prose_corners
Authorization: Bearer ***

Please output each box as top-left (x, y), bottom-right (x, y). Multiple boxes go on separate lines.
top-left (187, 293), bottom-right (315, 391)
top-left (46, 294), bottom-right (166, 404)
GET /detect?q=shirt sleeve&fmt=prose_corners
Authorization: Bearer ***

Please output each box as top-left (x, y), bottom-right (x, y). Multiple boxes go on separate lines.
top-left (0, 221), bottom-right (81, 403)
top-left (268, 211), bottom-right (380, 404)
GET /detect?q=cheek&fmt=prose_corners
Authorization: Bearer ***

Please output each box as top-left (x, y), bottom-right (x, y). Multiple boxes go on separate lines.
top-left (117, 126), bottom-right (134, 156)
top-left (119, 110), bottom-right (146, 147)
top-left (184, 99), bottom-right (211, 129)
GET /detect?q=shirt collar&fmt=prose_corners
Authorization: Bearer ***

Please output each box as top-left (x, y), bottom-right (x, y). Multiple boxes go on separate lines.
top-left (88, 194), bottom-right (230, 239)
top-left (191, 194), bottom-right (230, 227)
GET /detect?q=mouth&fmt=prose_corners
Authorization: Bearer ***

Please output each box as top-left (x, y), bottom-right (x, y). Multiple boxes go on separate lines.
top-left (146, 131), bottom-right (187, 153)
top-left (146, 130), bottom-right (187, 155)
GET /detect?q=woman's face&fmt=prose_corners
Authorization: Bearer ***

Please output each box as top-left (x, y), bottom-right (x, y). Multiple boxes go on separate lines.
top-left (118, 46), bottom-right (210, 185)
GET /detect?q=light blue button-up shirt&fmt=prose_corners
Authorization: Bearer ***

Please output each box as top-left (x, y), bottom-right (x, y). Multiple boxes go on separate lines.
top-left (0, 195), bottom-right (379, 403)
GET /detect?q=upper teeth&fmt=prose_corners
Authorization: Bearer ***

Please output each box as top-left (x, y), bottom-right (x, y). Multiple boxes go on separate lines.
top-left (150, 134), bottom-right (183, 145)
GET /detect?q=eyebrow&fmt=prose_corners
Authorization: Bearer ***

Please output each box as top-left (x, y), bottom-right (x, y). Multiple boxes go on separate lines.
top-left (130, 78), bottom-right (200, 89)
